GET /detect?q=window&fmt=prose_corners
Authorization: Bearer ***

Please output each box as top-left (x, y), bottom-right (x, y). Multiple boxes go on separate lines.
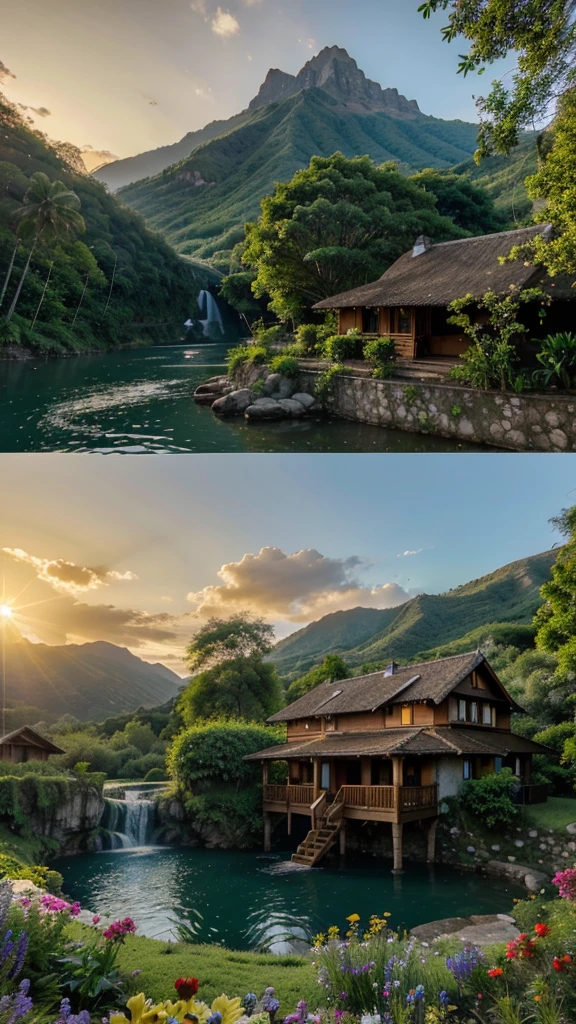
top-left (492, 707), bottom-right (497, 727)
top-left (515, 757), bottom-right (522, 778)
top-left (390, 307), bottom-right (412, 334)
top-left (458, 699), bottom-right (467, 722)
top-left (321, 762), bottom-right (330, 790)
top-left (362, 307), bottom-right (379, 334)
top-left (401, 705), bottom-right (414, 725)
top-left (463, 760), bottom-right (473, 780)
top-left (482, 703), bottom-right (492, 725)
top-left (471, 702), bottom-right (478, 723)
top-left (495, 757), bottom-right (503, 774)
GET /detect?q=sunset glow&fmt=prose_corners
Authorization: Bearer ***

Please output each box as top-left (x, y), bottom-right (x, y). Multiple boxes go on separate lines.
top-left (0, 605), bottom-right (12, 619)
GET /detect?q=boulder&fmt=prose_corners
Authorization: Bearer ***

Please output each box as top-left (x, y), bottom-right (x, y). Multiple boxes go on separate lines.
top-left (245, 399), bottom-right (285, 420)
top-left (566, 822), bottom-right (576, 835)
top-left (292, 392), bottom-right (316, 409)
top-left (486, 859), bottom-right (548, 891)
top-left (211, 389), bottom-right (254, 417)
top-left (277, 399), bottom-right (307, 418)
top-left (263, 374), bottom-right (294, 399)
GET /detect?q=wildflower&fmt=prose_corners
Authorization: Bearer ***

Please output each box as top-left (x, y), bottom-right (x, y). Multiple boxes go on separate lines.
top-left (552, 868), bottom-right (576, 901)
top-left (346, 914), bottom-right (360, 924)
top-left (487, 968), bottom-right (503, 978)
top-left (69, 902), bottom-right (82, 917)
top-left (8, 931), bottom-right (28, 980)
top-left (313, 934), bottom-right (325, 947)
top-left (103, 917), bottom-right (137, 941)
top-left (438, 992), bottom-right (450, 1007)
top-left (175, 980), bottom-right (200, 1001)
top-left (18, 898), bottom-right (31, 910)
top-left (446, 946), bottom-right (484, 981)
top-left (242, 994), bottom-right (257, 1017)
top-left (262, 989), bottom-right (280, 1022)
top-left (92, 915), bottom-right (101, 925)
top-left (206, 1014), bottom-right (222, 1024)
top-left (534, 922), bottom-right (550, 937)
top-left (552, 954), bottom-right (572, 972)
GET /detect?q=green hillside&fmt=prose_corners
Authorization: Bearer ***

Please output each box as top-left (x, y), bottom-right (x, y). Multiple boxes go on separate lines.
top-left (119, 88), bottom-right (480, 265)
top-left (271, 550), bottom-right (556, 679)
top-left (0, 92), bottom-right (218, 355)
top-left (453, 134), bottom-right (539, 223)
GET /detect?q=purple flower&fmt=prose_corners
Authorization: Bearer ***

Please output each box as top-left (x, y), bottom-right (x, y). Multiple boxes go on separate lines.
top-left (8, 931), bottom-right (28, 980)
top-left (446, 946), bottom-right (484, 982)
top-left (206, 1013), bottom-right (222, 1024)
top-left (439, 992), bottom-right (450, 1007)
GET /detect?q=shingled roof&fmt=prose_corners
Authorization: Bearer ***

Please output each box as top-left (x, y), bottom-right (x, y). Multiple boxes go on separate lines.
top-left (0, 726), bottom-right (64, 754)
top-left (267, 650), bottom-right (522, 724)
top-left (244, 726), bottom-right (551, 761)
top-left (313, 225), bottom-right (576, 310)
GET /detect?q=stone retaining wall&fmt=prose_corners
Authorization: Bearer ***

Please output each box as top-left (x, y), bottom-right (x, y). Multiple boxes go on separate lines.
top-left (297, 369), bottom-right (576, 452)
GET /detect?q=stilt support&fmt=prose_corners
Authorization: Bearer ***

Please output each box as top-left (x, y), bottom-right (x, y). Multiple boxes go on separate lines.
top-left (339, 824), bottom-right (346, 857)
top-left (264, 812), bottom-right (271, 853)
top-left (391, 822), bottom-right (403, 874)
top-left (427, 818), bottom-right (438, 864)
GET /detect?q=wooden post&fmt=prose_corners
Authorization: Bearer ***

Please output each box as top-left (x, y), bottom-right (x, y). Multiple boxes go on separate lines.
top-left (313, 759), bottom-right (320, 801)
top-left (427, 818), bottom-right (438, 863)
top-left (264, 812), bottom-right (271, 853)
top-left (339, 825), bottom-right (346, 857)
top-left (262, 761), bottom-right (269, 789)
top-left (392, 822), bottom-right (403, 874)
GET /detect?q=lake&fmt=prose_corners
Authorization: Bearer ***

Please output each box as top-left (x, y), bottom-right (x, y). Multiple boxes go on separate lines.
top-left (0, 344), bottom-right (488, 453)
top-left (51, 846), bottom-right (523, 951)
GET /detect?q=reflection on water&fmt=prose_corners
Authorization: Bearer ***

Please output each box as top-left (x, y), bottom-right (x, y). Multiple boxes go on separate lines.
top-left (51, 846), bottom-right (523, 952)
top-left (0, 343), bottom-right (489, 453)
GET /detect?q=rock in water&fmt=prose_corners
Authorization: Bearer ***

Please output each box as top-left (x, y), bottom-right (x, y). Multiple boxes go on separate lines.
top-left (245, 398), bottom-right (285, 420)
top-left (292, 392), bottom-right (316, 409)
top-left (212, 389), bottom-right (254, 416)
top-left (277, 399), bottom-right (307, 417)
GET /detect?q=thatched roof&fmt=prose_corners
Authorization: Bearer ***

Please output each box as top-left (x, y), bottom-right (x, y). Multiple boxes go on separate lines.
top-left (0, 726), bottom-right (64, 754)
top-left (244, 726), bottom-right (551, 760)
top-left (314, 225), bottom-right (576, 309)
top-left (266, 651), bottom-right (523, 724)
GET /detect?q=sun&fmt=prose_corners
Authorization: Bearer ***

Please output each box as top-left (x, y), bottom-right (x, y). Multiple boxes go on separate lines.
top-left (0, 605), bottom-right (13, 619)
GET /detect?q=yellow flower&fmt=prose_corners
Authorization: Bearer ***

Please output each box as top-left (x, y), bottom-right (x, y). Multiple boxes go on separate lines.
top-left (346, 913), bottom-right (360, 923)
top-left (383, 912), bottom-right (391, 918)
top-left (313, 933), bottom-right (326, 947)
top-left (211, 994), bottom-right (245, 1024)
top-left (327, 925), bottom-right (340, 939)
top-left (110, 994), bottom-right (168, 1024)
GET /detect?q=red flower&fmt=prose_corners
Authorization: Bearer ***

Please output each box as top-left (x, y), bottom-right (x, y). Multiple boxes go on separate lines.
top-left (175, 978), bottom-right (200, 1000)
top-left (552, 955), bottom-right (571, 972)
top-left (534, 923), bottom-right (550, 938)
top-left (487, 968), bottom-right (503, 978)
top-left (505, 951), bottom-right (516, 960)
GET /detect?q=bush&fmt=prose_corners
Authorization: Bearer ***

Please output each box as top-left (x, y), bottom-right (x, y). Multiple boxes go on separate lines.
top-left (254, 324), bottom-right (291, 347)
top-left (315, 364), bottom-right (345, 404)
top-left (167, 720), bottom-right (285, 790)
top-left (533, 332), bottom-right (576, 389)
top-left (460, 767), bottom-right (519, 829)
top-left (323, 332), bottom-right (361, 362)
top-left (294, 323), bottom-right (320, 353)
top-left (144, 767), bottom-right (167, 782)
top-left (364, 337), bottom-right (396, 378)
top-left (269, 355), bottom-right (299, 377)
top-left (0, 853), bottom-right (63, 892)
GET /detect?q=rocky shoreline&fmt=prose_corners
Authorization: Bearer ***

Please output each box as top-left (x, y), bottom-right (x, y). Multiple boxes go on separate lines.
top-left (194, 368), bottom-right (319, 421)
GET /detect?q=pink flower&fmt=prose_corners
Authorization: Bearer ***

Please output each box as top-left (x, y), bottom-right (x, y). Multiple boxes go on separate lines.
top-left (69, 902), bottom-right (82, 917)
top-left (92, 915), bottom-right (101, 925)
top-left (18, 897), bottom-right (31, 909)
top-left (552, 868), bottom-right (576, 901)
top-left (102, 917), bottom-right (137, 942)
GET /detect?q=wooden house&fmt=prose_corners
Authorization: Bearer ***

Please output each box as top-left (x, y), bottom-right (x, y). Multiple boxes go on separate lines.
top-left (313, 225), bottom-right (576, 360)
top-left (246, 651), bottom-right (550, 871)
top-left (0, 726), bottom-right (64, 763)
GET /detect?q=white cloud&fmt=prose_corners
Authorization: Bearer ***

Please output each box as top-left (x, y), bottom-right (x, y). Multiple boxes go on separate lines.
top-left (187, 546), bottom-right (412, 623)
top-left (243, 0), bottom-right (263, 5)
top-left (211, 7), bottom-right (240, 37)
top-left (190, 0), bottom-right (207, 13)
top-left (195, 86), bottom-right (214, 100)
top-left (3, 547), bottom-right (138, 596)
top-left (397, 549), bottom-right (424, 558)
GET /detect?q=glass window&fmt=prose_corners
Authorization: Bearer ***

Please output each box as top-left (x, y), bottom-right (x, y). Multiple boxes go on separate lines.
top-left (321, 762), bottom-right (330, 790)
top-left (471, 702), bottom-right (478, 723)
top-left (463, 760), bottom-right (472, 780)
top-left (391, 308), bottom-right (412, 334)
top-left (362, 307), bottom-right (379, 334)
top-left (495, 757), bottom-right (503, 774)
top-left (482, 703), bottom-right (491, 725)
top-left (458, 699), bottom-right (467, 722)
top-left (401, 705), bottom-right (414, 725)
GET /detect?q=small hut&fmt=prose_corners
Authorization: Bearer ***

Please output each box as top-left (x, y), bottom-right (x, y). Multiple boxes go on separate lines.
top-left (0, 726), bottom-right (64, 764)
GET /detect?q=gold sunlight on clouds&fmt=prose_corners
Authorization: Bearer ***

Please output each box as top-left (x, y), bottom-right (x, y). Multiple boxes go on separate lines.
top-left (3, 547), bottom-right (138, 596)
top-left (211, 8), bottom-right (241, 37)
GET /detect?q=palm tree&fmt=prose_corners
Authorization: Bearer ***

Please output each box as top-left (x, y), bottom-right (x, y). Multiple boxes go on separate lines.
top-left (5, 172), bottom-right (85, 323)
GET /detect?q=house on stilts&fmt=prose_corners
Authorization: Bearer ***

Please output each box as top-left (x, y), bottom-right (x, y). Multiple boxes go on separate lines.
top-left (245, 650), bottom-right (551, 871)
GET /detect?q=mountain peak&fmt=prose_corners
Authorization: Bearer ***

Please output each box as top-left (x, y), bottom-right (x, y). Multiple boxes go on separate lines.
top-left (249, 46), bottom-right (420, 116)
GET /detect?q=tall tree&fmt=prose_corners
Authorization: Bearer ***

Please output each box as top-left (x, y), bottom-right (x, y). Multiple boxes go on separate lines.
top-left (534, 506), bottom-right (576, 683)
top-left (242, 153), bottom-right (463, 321)
top-left (410, 169), bottom-right (508, 235)
top-left (286, 655), bottom-right (350, 704)
top-left (5, 171), bottom-right (85, 322)
top-left (179, 656), bottom-right (283, 723)
top-left (186, 614), bottom-right (275, 672)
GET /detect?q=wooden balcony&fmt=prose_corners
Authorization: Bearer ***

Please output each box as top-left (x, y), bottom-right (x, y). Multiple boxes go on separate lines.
top-left (263, 783), bottom-right (438, 824)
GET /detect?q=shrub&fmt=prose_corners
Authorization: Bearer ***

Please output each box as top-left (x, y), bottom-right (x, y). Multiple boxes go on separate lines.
top-left (167, 720), bottom-right (284, 791)
top-left (254, 324), bottom-right (291, 347)
top-left (144, 767), bottom-right (167, 782)
top-left (269, 356), bottom-right (299, 377)
top-left (533, 332), bottom-right (576, 389)
top-left (226, 346), bottom-right (250, 375)
top-left (460, 767), bottom-right (519, 829)
top-left (364, 337), bottom-right (396, 369)
top-left (0, 854), bottom-right (63, 893)
top-left (323, 332), bottom-right (361, 362)
top-left (294, 323), bottom-right (320, 353)
top-left (315, 364), bottom-right (345, 404)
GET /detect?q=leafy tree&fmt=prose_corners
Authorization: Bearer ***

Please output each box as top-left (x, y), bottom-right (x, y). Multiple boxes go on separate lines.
top-left (179, 656), bottom-right (283, 723)
top-left (418, 0), bottom-right (576, 157)
top-left (411, 169), bottom-right (508, 235)
top-left (242, 153), bottom-right (463, 321)
top-left (186, 614), bottom-right (275, 672)
top-left (460, 766), bottom-right (520, 828)
top-left (286, 655), bottom-right (349, 703)
top-left (167, 719), bottom-right (285, 790)
top-left (111, 720), bottom-right (157, 755)
top-left (535, 506), bottom-right (576, 682)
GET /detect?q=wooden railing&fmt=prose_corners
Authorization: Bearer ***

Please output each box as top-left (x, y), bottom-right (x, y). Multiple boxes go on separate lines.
top-left (400, 785), bottom-right (438, 810)
top-left (340, 785), bottom-right (396, 810)
top-left (263, 784), bottom-right (315, 805)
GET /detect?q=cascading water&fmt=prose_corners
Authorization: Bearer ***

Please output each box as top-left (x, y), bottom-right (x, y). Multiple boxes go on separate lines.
top-left (101, 787), bottom-right (155, 850)
top-left (184, 290), bottom-right (224, 336)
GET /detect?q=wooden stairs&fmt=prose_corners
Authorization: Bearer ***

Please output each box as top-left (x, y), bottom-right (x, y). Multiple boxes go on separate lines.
top-left (291, 791), bottom-right (344, 867)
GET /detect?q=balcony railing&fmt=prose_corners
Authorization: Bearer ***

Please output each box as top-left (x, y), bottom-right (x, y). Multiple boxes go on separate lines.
top-left (400, 785), bottom-right (438, 810)
top-left (264, 783), bottom-right (438, 814)
top-left (264, 784), bottom-right (315, 805)
top-left (340, 785), bottom-right (396, 810)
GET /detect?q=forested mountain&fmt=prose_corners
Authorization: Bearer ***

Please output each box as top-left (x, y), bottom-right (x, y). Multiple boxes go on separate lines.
top-left (453, 134), bottom-right (539, 223)
top-left (0, 93), bottom-right (219, 355)
top-left (2, 638), bottom-right (182, 721)
top-left (112, 47), bottom-right (480, 266)
top-left (271, 550), bottom-right (557, 679)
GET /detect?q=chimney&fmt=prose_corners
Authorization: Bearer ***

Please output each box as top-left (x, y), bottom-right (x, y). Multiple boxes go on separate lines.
top-left (412, 235), bottom-right (432, 258)
top-left (384, 661), bottom-right (399, 677)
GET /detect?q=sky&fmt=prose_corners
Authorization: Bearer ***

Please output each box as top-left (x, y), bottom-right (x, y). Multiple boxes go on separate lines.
top-left (0, 0), bottom-right (512, 161)
top-left (0, 453), bottom-right (573, 674)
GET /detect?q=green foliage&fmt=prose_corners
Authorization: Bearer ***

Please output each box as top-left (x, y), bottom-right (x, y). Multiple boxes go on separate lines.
top-left (183, 787), bottom-right (264, 847)
top-left (411, 168), bottom-right (508, 234)
top-left (286, 655), bottom-right (350, 703)
top-left (269, 355), bottom-right (300, 377)
top-left (449, 286), bottom-right (549, 391)
top-left (219, 270), bottom-right (263, 317)
top-left (452, 135), bottom-right (537, 223)
top-left (402, 384), bottom-right (420, 405)
top-left (323, 332), bottom-right (362, 363)
top-left (460, 767), bottom-right (519, 829)
top-left (364, 337), bottom-right (397, 372)
top-left (535, 506), bottom-right (576, 687)
top-left (58, 934), bottom-right (126, 1010)
top-left (243, 153), bottom-right (463, 321)
top-left (179, 656), bottom-right (283, 723)
top-left (167, 720), bottom-right (285, 790)
top-left (144, 767), bottom-right (167, 782)
top-left (315, 364), bottom-right (345, 405)
top-left (533, 332), bottom-right (576, 389)
top-left (295, 323), bottom-right (321, 354)
top-left (0, 853), bottom-right (62, 892)
top-left (226, 344), bottom-right (269, 377)
top-left (254, 324), bottom-right (292, 346)
top-left (186, 615), bottom-right (275, 672)
top-left (0, 92), bottom-right (217, 354)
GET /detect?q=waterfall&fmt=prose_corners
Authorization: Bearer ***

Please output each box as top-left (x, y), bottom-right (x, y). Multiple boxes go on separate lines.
top-left (101, 788), bottom-right (155, 849)
top-left (184, 290), bottom-right (224, 336)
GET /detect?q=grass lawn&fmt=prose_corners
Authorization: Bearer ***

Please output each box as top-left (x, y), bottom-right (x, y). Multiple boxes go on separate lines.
top-left (115, 932), bottom-right (318, 1009)
top-left (526, 797), bottom-right (576, 831)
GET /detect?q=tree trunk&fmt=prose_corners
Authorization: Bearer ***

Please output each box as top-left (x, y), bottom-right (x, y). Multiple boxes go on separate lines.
top-left (31, 260), bottom-right (53, 329)
top-left (6, 237), bottom-right (38, 323)
top-left (0, 240), bottom-right (20, 309)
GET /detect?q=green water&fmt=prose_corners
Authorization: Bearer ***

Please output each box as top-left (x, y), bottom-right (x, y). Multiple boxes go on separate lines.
top-left (0, 344), bottom-right (488, 453)
top-left (51, 847), bottom-right (522, 951)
